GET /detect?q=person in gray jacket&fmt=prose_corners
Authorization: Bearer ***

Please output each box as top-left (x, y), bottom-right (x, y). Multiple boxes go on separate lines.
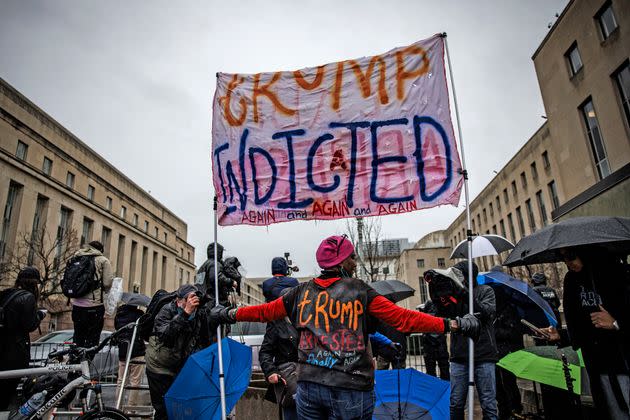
top-left (145, 284), bottom-right (211, 420)
top-left (70, 241), bottom-right (113, 348)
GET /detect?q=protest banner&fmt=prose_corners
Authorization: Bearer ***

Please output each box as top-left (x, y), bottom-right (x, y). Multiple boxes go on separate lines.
top-left (212, 34), bottom-right (463, 226)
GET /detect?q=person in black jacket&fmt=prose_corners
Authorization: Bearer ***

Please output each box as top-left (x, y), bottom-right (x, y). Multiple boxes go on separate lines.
top-left (419, 300), bottom-right (449, 380)
top-left (494, 289), bottom-right (524, 419)
top-left (0, 267), bottom-right (46, 410)
top-left (427, 261), bottom-right (498, 420)
top-left (543, 247), bottom-right (630, 419)
top-left (262, 257), bottom-right (299, 302)
top-left (259, 287), bottom-right (299, 420)
top-left (145, 284), bottom-right (211, 420)
top-left (114, 304), bottom-right (146, 408)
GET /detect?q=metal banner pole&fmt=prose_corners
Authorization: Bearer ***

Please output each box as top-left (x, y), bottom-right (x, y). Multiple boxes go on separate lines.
top-left (443, 32), bottom-right (475, 420)
top-left (116, 318), bottom-right (140, 409)
top-left (214, 196), bottom-right (227, 419)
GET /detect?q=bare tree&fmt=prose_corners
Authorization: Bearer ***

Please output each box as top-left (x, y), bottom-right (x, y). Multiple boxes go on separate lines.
top-left (345, 217), bottom-right (386, 282)
top-left (3, 224), bottom-right (79, 313)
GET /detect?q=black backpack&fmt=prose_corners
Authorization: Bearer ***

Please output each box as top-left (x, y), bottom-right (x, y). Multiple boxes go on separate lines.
top-left (138, 289), bottom-right (177, 342)
top-left (0, 289), bottom-right (28, 330)
top-left (61, 255), bottom-right (99, 299)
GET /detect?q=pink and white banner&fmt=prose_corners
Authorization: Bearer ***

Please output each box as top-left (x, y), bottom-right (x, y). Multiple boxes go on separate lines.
top-left (211, 34), bottom-right (463, 226)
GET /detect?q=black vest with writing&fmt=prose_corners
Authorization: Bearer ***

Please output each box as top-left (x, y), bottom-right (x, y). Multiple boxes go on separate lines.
top-left (284, 277), bottom-right (377, 391)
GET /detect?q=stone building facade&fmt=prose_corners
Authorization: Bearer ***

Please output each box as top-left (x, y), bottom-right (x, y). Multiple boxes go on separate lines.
top-left (0, 77), bottom-right (196, 305)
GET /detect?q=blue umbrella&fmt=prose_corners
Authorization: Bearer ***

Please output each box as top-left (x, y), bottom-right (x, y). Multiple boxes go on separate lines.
top-left (373, 368), bottom-right (450, 419)
top-left (477, 271), bottom-right (557, 328)
top-left (165, 337), bottom-right (252, 419)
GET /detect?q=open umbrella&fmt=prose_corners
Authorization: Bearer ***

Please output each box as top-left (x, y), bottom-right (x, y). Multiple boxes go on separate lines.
top-left (165, 337), bottom-right (252, 419)
top-left (477, 271), bottom-right (557, 327)
top-left (504, 216), bottom-right (630, 266)
top-left (371, 280), bottom-right (415, 303)
top-left (498, 346), bottom-right (584, 395)
top-left (373, 368), bottom-right (450, 419)
top-left (450, 234), bottom-right (514, 259)
top-left (120, 292), bottom-right (151, 307)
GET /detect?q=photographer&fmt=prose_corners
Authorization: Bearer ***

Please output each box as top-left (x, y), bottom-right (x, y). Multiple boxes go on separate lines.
top-left (145, 284), bottom-right (211, 420)
top-left (196, 243), bottom-right (235, 307)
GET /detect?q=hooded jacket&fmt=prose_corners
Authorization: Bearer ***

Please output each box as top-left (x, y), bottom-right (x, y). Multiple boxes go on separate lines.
top-left (145, 301), bottom-right (211, 376)
top-left (262, 258), bottom-right (299, 302)
top-left (0, 288), bottom-right (43, 369)
top-left (196, 243), bottom-right (232, 305)
top-left (71, 245), bottom-right (114, 306)
top-left (443, 262), bottom-right (498, 363)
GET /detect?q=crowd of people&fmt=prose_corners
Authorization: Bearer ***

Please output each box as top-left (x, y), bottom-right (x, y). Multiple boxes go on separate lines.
top-left (0, 234), bottom-right (628, 419)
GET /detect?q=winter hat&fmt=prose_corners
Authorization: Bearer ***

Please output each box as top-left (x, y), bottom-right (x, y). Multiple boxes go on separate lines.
top-left (531, 272), bottom-right (547, 286)
top-left (88, 241), bottom-right (104, 253)
top-left (271, 257), bottom-right (289, 275)
top-left (17, 266), bottom-right (41, 282)
top-left (316, 235), bottom-right (355, 269)
top-left (176, 284), bottom-right (198, 299)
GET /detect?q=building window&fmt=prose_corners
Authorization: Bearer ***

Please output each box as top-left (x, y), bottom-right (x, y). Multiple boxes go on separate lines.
top-left (525, 199), bottom-right (536, 232)
top-left (495, 195), bottom-right (501, 212)
top-left (65, 172), bottom-right (75, 189)
top-left (42, 157), bottom-right (53, 176)
top-left (179, 267), bottom-right (184, 282)
top-left (106, 196), bottom-right (112, 211)
top-left (520, 172), bottom-right (527, 189)
top-left (503, 188), bottom-right (509, 205)
top-left (492, 225), bottom-right (497, 234)
top-left (16, 140), bottom-right (28, 161)
top-left (144, 220), bottom-right (149, 233)
top-left (530, 162), bottom-right (538, 180)
top-left (55, 207), bottom-right (73, 266)
top-left (596, 2), bottom-right (617, 40)
top-left (437, 258), bottom-right (445, 268)
top-left (542, 151), bottom-right (550, 169)
top-left (87, 185), bottom-right (95, 201)
top-left (499, 219), bottom-right (506, 238)
top-left (565, 43), bottom-right (583, 76)
top-left (613, 61), bottom-right (630, 129)
top-left (489, 202), bottom-right (494, 217)
top-left (28, 195), bottom-right (49, 265)
top-left (418, 277), bottom-right (428, 303)
top-left (154, 227), bottom-right (158, 238)
top-left (120, 206), bottom-right (127, 219)
top-left (133, 213), bottom-right (139, 227)
top-left (187, 251), bottom-right (191, 262)
top-left (416, 259), bottom-right (425, 268)
top-left (483, 208), bottom-right (487, 223)
top-left (101, 227), bottom-right (112, 257)
top-left (81, 217), bottom-right (93, 245)
top-left (511, 180), bottom-right (518, 198)
top-left (548, 181), bottom-right (560, 210)
top-left (164, 232), bottom-right (167, 243)
top-left (580, 99), bottom-right (610, 179)
top-left (536, 190), bottom-right (548, 226)
top-left (515, 206), bottom-right (526, 237)
top-left (0, 182), bottom-right (23, 259)
top-left (507, 213), bottom-right (516, 241)
top-left (477, 214), bottom-right (481, 230)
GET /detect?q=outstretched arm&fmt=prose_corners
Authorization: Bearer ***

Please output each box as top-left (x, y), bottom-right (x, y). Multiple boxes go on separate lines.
top-left (234, 297), bottom-right (288, 323)
top-left (368, 296), bottom-right (451, 334)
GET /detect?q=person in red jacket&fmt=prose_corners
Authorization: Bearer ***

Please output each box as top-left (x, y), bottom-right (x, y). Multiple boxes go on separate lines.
top-left (212, 235), bottom-right (480, 419)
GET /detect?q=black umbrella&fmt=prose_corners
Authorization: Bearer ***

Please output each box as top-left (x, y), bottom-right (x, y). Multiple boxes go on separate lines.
top-left (504, 216), bottom-right (630, 267)
top-left (371, 280), bottom-right (415, 303)
top-left (450, 234), bottom-right (514, 259)
top-left (121, 292), bottom-right (151, 307)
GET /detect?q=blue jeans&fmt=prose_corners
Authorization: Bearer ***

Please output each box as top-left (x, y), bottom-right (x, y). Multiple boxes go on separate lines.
top-left (295, 381), bottom-right (375, 420)
top-left (450, 362), bottom-right (498, 420)
top-left (282, 405), bottom-right (298, 420)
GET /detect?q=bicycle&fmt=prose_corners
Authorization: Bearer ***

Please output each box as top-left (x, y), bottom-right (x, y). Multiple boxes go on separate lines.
top-left (0, 325), bottom-right (133, 419)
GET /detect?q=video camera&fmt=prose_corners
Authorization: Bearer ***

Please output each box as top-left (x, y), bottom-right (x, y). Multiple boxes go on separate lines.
top-left (423, 269), bottom-right (467, 316)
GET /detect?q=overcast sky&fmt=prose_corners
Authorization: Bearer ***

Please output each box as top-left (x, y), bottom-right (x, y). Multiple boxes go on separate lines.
top-left (0, 0), bottom-right (568, 278)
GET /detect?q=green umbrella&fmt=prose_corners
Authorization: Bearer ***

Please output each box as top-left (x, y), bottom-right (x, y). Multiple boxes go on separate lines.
top-left (497, 346), bottom-right (584, 395)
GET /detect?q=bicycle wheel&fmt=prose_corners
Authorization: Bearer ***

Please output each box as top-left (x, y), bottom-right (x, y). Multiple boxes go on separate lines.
top-left (77, 407), bottom-right (131, 420)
